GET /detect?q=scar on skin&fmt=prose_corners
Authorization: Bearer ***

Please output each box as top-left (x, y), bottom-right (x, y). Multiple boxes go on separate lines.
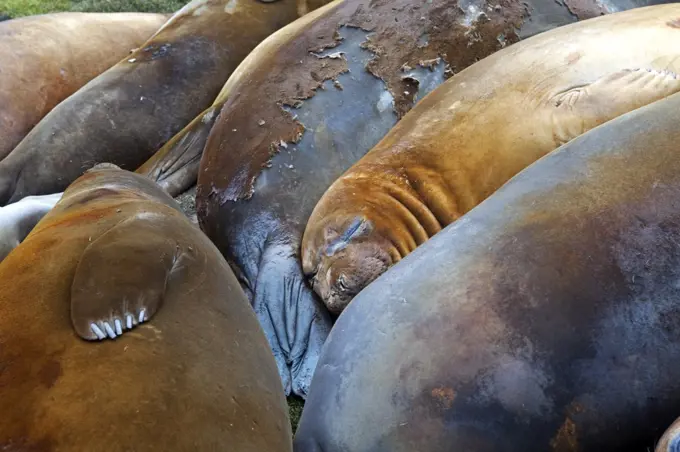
top-left (431, 386), bottom-right (456, 409)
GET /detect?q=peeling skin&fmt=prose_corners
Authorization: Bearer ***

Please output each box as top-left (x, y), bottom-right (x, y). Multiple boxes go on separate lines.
top-left (0, 0), bottom-right (306, 206)
top-left (136, 0), bottom-right (335, 198)
top-left (301, 6), bottom-right (680, 316)
top-left (197, 0), bottom-right (646, 398)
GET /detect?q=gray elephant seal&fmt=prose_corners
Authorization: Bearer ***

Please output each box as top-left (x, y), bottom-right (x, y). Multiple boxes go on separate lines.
top-left (295, 90), bottom-right (680, 451)
top-left (0, 164), bottom-right (292, 451)
top-left (0, 12), bottom-right (167, 160)
top-left (301, 4), bottom-right (680, 315)
top-left (197, 0), bottom-right (673, 397)
top-left (0, 0), bottom-right (306, 206)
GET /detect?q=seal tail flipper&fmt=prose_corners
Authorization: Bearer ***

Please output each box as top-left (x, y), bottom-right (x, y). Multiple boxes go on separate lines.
top-left (136, 105), bottom-right (221, 197)
top-left (253, 243), bottom-right (333, 398)
top-left (70, 214), bottom-right (182, 341)
top-left (550, 68), bottom-right (680, 145)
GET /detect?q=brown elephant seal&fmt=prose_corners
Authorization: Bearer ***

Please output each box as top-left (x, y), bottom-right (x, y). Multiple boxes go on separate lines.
top-left (135, 0), bottom-right (334, 198)
top-left (196, 0), bottom-right (675, 397)
top-left (0, 164), bottom-right (292, 451)
top-left (0, 192), bottom-right (62, 262)
top-left (0, 12), bottom-right (167, 161)
top-left (657, 418), bottom-right (680, 451)
top-left (301, 4), bottom-right (680, 315)
top-left (0, 0), bottom-right (307, 207)
top-left (295, 89), bottom-right (680, 451)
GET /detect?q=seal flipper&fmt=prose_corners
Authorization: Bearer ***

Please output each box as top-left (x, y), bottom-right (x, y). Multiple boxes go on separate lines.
top-left (550, 68), bottom-right (680, 145)
top-left (136, 105), bottom-right (220, 197)
top-left (253, 243), bottom-right (332, 398)
top-left (71, 214), bottom-right (181, 340)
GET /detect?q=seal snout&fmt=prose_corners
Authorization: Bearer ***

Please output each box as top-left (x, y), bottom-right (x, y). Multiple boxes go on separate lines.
top-left (305, 216), bottom-right (392, 315)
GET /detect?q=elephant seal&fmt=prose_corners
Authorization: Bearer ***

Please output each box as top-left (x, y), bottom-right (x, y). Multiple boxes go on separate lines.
top-left (301, 4), bottom-right (680, 315)
top-left (136, 0), bottom-right (334, 198)
top-left (295, 89), bottom-right (680, 451)
top-left (0, 164), bottom-right (292, 451)
top-left (196, 0), bottom-right (673, 397)
top-left (0, 0), bottom-right (306, 207)
top-left (0, 12), bottom-right (167, 160)
top-left (657, 418), bottom-right (680, 452)
top-left (0, 192), bottom-right (62, 261)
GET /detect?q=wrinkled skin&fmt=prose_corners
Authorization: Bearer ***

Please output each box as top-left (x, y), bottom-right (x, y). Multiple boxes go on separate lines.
top-left (0, 12), bottom-right (168, 160)
top-left (295, 90), bottom-right (680, 452)
top-left (0, 0), bottom-right (303, 206)
top-left (302, 4), bottom-right (680, 315)
top-left (0, 165), bottom-right (291, 451)
top-left (197, 0), bottom-right (675, 398)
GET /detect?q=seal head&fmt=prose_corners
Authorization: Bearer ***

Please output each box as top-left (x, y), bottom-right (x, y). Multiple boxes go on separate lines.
top-left (303, 216), bottom-right (392, 314)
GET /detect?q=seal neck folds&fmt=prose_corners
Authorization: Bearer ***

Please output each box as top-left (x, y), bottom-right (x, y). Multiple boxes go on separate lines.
top-left (302, 165), bottom-right (451, 314)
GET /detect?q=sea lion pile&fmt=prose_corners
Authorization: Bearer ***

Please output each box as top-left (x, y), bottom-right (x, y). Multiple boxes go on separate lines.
top-left (3, 0), bottom-right (680, 450)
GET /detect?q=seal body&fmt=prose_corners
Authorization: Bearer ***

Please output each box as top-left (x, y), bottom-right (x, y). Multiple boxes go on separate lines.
top-left (301, 4), bottom-right (680, 315)
top-left (295, 90), bottom-right (680, 452)
top-left (197, 0), bottom-right (673, 397)
top-left (0, 0), bottom-right (304, 206)
top-left (0, 12), bottom-right (168, 160)
top-left (0, 165), bottom-right (291, 451)
top-left (136, 0), bottom-right (335, 198)
top-left (0, 192), bottom-right (62, 262)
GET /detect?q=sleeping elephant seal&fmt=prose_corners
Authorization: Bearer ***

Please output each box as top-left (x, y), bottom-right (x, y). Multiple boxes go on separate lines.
top-left (657, 418), bottom-right (680, 451)
top-left (295, 90), bottom-right (680, 451)
top-left (0, 12), bottom-right (168, 160)
top-left (0, 164), bottom-right (292, 451)
top-left (301, 3), bottom-right (680, 315)
top-left (196, 0), bottom-right (673, 397)
top-left (0, 0), bottom-right (307, 207)
top-left (0, 192), bottom-right (62, 262)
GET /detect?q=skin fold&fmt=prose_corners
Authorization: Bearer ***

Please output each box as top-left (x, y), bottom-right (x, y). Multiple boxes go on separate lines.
top-left (0, 12), bottom-right (168, 160)
top-left (302, 4), bottom-right (680, 315)
top-left (0, 0), bottom-right (303, 206)
top-left (0, 164), bottom-right (291, 451)
top-left (295, 88), bottom-right (680, 452)
top-left (197, 0), bottom-right (665, 397)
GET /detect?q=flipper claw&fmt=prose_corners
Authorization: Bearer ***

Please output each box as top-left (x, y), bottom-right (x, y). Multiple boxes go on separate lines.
top-left (104, 322), bottom-right (116, 339)
top-left (91, 323), bottom-right (106, 340)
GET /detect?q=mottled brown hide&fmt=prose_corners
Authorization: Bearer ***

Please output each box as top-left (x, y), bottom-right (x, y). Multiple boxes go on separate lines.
top-left (0, 12), bottom-right (168, 160)
top-left (0, 166), bottom-right (291, 451)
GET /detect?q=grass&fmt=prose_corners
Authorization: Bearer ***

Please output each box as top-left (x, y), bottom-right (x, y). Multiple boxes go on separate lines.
top-left (0, 0), bottom-right (185, 17)
top-left (2, 0), bottom-right (307, 435)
